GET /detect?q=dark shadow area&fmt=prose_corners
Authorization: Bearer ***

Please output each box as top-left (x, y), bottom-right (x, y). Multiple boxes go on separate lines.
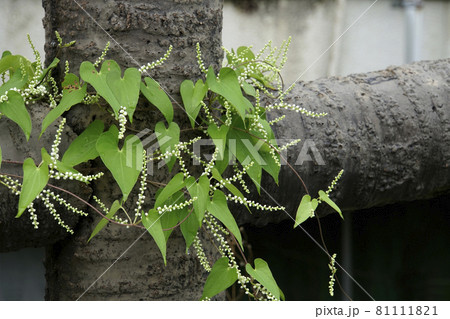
top-left (0, 247), bottom-right (45, 300)
top-left (237, 194), bottom-right (450, 300)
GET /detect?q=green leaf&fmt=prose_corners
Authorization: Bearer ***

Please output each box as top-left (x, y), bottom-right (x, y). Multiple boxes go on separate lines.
top-left (0, 68), bottom-right (29, 96)
top-left (40, 74), bottom-right (87, 137)
top-left (0, 91), bottom-right (32, 140)
top-left (228, 118), bottom-right (262, 192)
top-left (207, 190), bottom-right (243, 249)
top-left (96, 125), bottom-right (143, 202)
top-left (246, 258), bottom-right (283, 300)
top-left (159, 192), bottom-right (183, 241)
top-left (80, 60), bottom-right (140, 120)
top-left (241, 81), bottom-right (256, 97)
top-left (41, 148), bottom-right (80, 176)
top-left (36, 57), bottom-right (60, 83)
top-left (154, 172), bottom-right (185, 209)
top-left (185, 175), bottom-right (210, 226)
top-left (17, 158), bottom-right (49, 217)
top-left (106, 66), bottom-right (141, 121)
top-left (207, 123), bottom-right (229, 160)
top-left (154, 121), bottom-right (180, 172)
top-left (0, 54), bottom-right (33, 78)
top-left (211, 168), bottom-right (250, 212)
top-left (80, 60), bottom-right (121, 115)
top-left (141, 77), bottom-right (173, 124)
top-left (88, 200), bottom-right (121, 242)
top-left (215, 146), bottom-right (234, 175)
top-left (236, 46), bottom-right (256, 61)
top-left (62, 120), bottom-right (104, 166)
top-left (206, 67), bottom-right (253, 121)
top-left (180, 79), bottom-right (208, 127)
top-left (294, 195), bottom-right (318, 228)
top-left (178, 206), bottom-right (199, 251)
top-left (319, 190), bottom-right (343, 219)
top-left (201, 257), bottom-right (238, 300)
top-left (143, 208), bottom-right (167, 265)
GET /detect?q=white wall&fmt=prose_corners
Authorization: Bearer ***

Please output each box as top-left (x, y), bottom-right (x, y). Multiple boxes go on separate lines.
top-left (0, 0), bottom-right (45, 58)
top-left (223, 0), bottom-right (450, 83)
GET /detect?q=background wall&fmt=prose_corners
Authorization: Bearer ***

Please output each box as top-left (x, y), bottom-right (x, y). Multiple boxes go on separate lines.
top-left (223, 0), bottom-right (450, 83)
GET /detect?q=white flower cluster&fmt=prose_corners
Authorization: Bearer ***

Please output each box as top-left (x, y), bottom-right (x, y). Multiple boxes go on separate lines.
top-left (49, 118), bottom-right (104, 183)
top-left (153, 196), bottom-right (197, 216)
top-left (50, 118), bottom-right (66, 162)
top-left (44, 189), bottom-right (88, 218)
top-left (279, 138), bottom-right (302, 152)
top-left (226, 194), bottom-right (285, 212)
top-left (93, 41), bottom-right (110, 68)
top-left (40, 189), bottom-right (74, 234)
top-left (211, 163), bottom-right (252, 194)
top-left (112, 215), bottom-right (129, 226)
top-left (193, 234), bottom-right (211, 272)
top-left (326, 169), bottom-right (344, 195)
top-left (134, 150), bottom-right (148, 220)
top-left (266, 103), bottom-right (328, 118)
top-left (204, 213), bottom-right (254, 298)
top-left (196, 42), bottom-right (207, 74)
top-left (0, 175), bottom-right (21, 195)
top-left (64, 61), bottom-right (70, 77)
top-left (83, 94), bottom-right (99, 105)
top-left (269, 115), bottom-right (285, 126)
top-left (202, 147), bottom-right (219, 177)
top-left (328, 253), bottom-right (337, 297)
top-left (139, 45), bottom-right (173, 74)
top-left (118, 106), bottom-right (127, 140)
top-left (92, 195), bottom-right (108, 214)
top-left (201, 100), bottom-right (215, 124)
top-left (27, 203), bottom-right (39, 229)
top-left (223, 100), bottom-right (232, 126)
top-left (50, 170), bottom-right (104, 183)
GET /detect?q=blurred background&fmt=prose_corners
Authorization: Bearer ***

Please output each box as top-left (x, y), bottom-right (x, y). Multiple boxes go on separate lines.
top-left (0, 0), bottom-right (449, 300)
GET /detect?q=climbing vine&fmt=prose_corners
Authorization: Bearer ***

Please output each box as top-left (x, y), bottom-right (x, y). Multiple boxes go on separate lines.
top-left (0, 34), bottom-right (344, 300)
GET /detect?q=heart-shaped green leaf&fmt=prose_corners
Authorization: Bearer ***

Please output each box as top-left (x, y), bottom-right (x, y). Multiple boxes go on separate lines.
top-left (106, 67), bottom-right (141, 121)
top-left (319, 190), bottom-right (343, 219)
top-left (246, 258), bottom-right (284, 300)
top-left (154, 121), bottom-right (180, 172)
top-left (207, 123), bottom-right (229, 160)
top-left (211, 168), bottom-right (250, 213)
top-left (201, 257), bottom-right (238, 300)
top-left (88, 200), bottom-right (121, 242)
top-left (80, 60), bottom-right (121, 113)
top-left (96, 125), bottom-right (143, 202)
top-left (178, 206), bottom-right (200, 252)
top-left (207, 190), bottom-right (243, 249)
top-left (294, 195), bottom-right (318, 228)
top-left (143, 208), bottom-right (167, 265)
top-left (0, 54), bottom-right (33, 79)
top-left (180, 79), bottom-right (208, 127)
top-left (141, 77), bottom-right (173, 124)
top-left (185, 175), bottom-right (210, 226)
top-left (206, 67), bottom-right (253, 121)
top-left (41, 148), bottom-right (80, 176)
top-left (80, 60), bottom-right (140, 120)
top-left (0, 91), bottom-right (32, 140)
top-left (0, 68), bottom-right (29, 96)
top-left (62, 120), bottom-right (104, 167)
top-left (40, 73), bottom-right (87, 137)
top-left (17, 158), bottom-right (49, 217)
top-left (154, 172), bottom-right (185, 209)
